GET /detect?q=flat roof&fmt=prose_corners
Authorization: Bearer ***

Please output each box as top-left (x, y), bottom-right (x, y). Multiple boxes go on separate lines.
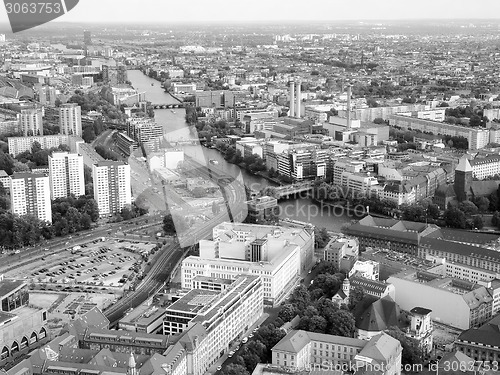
top-left (0, 279), bottom-right (25, 298)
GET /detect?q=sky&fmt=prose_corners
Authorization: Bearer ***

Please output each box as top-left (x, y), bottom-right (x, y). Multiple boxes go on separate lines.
top-left (1, 0), bottom-right (500, 25)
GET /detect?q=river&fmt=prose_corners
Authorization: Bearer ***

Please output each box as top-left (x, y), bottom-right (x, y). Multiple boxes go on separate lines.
top-left (127, 70), bottom-right (353, 232)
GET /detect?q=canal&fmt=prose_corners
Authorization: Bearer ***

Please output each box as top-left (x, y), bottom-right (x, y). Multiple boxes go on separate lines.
top-left (127, 70), bottom-right (354, 232)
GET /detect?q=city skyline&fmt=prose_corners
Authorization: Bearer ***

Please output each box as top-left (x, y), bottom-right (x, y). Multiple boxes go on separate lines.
top-left (0, 0), bottom-right (500, 27)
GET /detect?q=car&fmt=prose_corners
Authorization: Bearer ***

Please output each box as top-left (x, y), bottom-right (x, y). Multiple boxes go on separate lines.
top-left (216, 365), bottom-right (222, 371)
top-left (308, 270), bottom-right (312, 274)
top-left (242, 337), bottom-right (248, 344)
top-left (253, 328), bottom-right (258, 333)
top-left (228, 351), bottom-right (234, 358)
top-left (248, 334), bottom-right (254, 338)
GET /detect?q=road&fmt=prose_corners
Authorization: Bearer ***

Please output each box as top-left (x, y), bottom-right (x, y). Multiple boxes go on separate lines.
top-left (0, 214), bottom-right (164, 273)
top-left (103, 158), bottom-right (247, 325)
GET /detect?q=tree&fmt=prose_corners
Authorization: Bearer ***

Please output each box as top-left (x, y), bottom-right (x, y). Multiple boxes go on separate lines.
top-left (386, 327), bottom-right (423, 365)
top-left (458, 201), bottom-right (479, 216)
top-left (348, 285), bottom-right (365, 311)
top-left (444, 207), bottom-right (467, 229)
top-left (239, 348), bottom-right (261, 373)
top-left (474, 196), bottom-right (490, 213)
top-left (315, 261), bottom-right (338, 276)
top-left (314, 227), bottom-right (330, 248)
top-left (163, 214), bottom-right (176, 235)
top-left (313, 274), bottom-right (342, 298)
top-left (288, 285), bottom-right (311, 314)
top-left (278, 304), bottom-right (297, 322)
top-left (253, 324), bottom-right (286, 354)
top-left (472, 215), bottom-right (484, 230)
top-left (373, 117), bottom-right (385, 124)
top-left (328, 310), bottom-right (356, 337)
top-left (220, 364), bottom-right (249, 375)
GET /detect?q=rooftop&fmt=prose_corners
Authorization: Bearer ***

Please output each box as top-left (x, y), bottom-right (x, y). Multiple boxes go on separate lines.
top-left (0, 279), bottom-right (25, 298)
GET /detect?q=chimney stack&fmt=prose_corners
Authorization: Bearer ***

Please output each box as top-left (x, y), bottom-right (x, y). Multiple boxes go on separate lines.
top-left (289, 81), bottom-right (295, 117)
top-left (346, 85), bottom-right (352, 130)
top-left (296, 80), bottom-right (301, 118)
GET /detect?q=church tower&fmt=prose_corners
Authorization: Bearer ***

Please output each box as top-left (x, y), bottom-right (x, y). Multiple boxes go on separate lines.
top-left (127, 352), bottom-right (137, 375)
top-left (342, 278), bottom-right (350, 301)
top-left (454, 157), bottom-right (473, 202)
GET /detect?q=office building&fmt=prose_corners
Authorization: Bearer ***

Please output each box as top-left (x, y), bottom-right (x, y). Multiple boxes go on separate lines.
top-left (18, 108), bottom-right (43, 136)
top-left (92, 161), bottom-right (131, 217)
top-left (388, 270), bottom-right (493, 329)
top-left (147, 149), bottom-right (184, 171)
top-left (245, 195), bottom-right (279, 224)
top-left (127, 117), bottom-right (163, 145)
top-left (10, 172), bottom-right (52, 223)
top-left (182, 222), bottom-right (314, 305)
top-left (323, 235), bottom-right (359, 270)
top-left (0, 276), bottom-right (48, 367)
top-left (271, 330), bottom-right (402, 375)
top-left (163, 275), bottom-right (263, 340)
top-left (59, 103), bottom-right (82, 136)
top-left (48, 151), bottom-right (85, 199)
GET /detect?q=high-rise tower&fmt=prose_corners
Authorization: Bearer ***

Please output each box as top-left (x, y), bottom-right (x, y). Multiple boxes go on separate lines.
top-left (295, 80), bottom-right (301, 118)
top-left (289, 81), bottom-right (295, 117)
top-left (59, 103), bottom-right (82, 136)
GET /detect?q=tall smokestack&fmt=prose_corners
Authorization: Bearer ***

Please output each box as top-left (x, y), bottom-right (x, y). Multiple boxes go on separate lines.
top-left (289, 81), bottom-right (295, 117)
top-left (296, 80), bottom-right (301, 118)
top-left (346, 85), bottom-right (351, 130)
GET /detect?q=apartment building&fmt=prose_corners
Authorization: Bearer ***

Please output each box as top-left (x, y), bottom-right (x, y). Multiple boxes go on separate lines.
top-left (48, 151), bottom-right (85, 199)
top-left (18, 107), bottom-right (43, 136)
top-left (127, 117), bottom-right (163, 144)
top-left (7, 134), bottom-right (84, 157)
top-left (10, 172), bottom-right (52, 223)
top-left (388, 270), bottom-right (493, 330)
top-left (92, 161), bottom-right (131, 217)
top-left (389, 114), bottom-right (490, 150)
top-left (59, 103), bottom-right (82, 137)
top-left (271, 330), bottom-right (402, 375)
top-left (0, 276), bottom-right (48, 367)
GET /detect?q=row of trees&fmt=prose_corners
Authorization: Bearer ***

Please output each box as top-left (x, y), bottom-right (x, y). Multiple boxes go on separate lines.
top-left (217, 143), bottom-right (267, 174)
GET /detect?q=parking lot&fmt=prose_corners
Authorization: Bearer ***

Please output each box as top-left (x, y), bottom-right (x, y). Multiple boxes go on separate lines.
top-left (361, 247), bottom-right (436, 281)
top-left (4, 238), bottom-right (157, 294)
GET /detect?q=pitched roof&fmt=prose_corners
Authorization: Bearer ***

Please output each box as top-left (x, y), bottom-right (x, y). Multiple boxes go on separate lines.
top-left (350, 276), bottom-right (392, 295)
top-left (457, 323), bottom-right (500, 347)
top-left (355, 296), bottom-right (401, 332)
top-left (357, 332), bottom-right (401, 365)
top-left (456, 157), bottom-right (472, 173)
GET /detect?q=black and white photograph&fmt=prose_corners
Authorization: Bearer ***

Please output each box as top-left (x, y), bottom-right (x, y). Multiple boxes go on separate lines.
top-left (0, 1), bottom-right (499, 374)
